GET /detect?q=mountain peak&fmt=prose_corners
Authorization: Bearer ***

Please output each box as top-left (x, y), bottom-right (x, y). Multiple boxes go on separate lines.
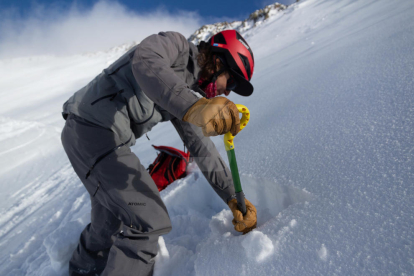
top-left (188, 2), bottom-right (287, 44)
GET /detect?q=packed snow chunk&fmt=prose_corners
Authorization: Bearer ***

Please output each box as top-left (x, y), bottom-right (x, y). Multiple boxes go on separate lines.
top-left (209, 209), bottom-right (235, 235)
top-left (318, 244), bottom-right (328, 262)
top-left (241, 230), bottom-right (274, 263)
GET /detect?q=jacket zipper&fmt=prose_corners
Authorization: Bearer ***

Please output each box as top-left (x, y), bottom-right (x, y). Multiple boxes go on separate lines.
top-left (93, 182), bottom-right (100, 197)
top-left (90, 89), bottom-right (124, 105)
top-left (135, 106), bottom-right (155, 125)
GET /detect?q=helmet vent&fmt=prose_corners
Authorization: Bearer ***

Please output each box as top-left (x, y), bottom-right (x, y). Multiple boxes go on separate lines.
top-left (236, 33), bottom-right (249, 50)
top-left (236, 32), bottom-right (254, 63)
top-left (213, 32), bottom-right (227, 45)
top-left (238, 53), bottom-right (251, 80)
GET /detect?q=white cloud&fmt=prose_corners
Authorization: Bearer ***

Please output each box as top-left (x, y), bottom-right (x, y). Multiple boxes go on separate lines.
top-left (0, 1), bottom-right (203, 59)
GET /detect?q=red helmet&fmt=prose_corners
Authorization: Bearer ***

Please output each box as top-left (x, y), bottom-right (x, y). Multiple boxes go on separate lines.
top-left (208, 30), bottom-right (254, 96)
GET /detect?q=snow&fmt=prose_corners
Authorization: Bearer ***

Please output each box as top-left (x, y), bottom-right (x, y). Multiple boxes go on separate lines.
top-left (1, 0), bottom-right (414, 275)
top-left (241, 230), bottom-right (274, 263)
top-left (318, 244), bottom-right (328, 262)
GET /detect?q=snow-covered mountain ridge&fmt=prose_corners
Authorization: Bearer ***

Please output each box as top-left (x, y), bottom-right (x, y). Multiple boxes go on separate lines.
top-left (188, 2), bottom-right (286, 44)
top-left (1, 0), bottom-right (413, 275)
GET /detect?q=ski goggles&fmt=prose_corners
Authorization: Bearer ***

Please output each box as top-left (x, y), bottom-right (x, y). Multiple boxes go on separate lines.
top-left (217, 56), bottom-right (238, 91)
top-left (226, 74), bottom-right (238, 91)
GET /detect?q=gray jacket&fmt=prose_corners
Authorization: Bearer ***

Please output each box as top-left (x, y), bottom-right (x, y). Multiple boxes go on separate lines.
top-left (63, 31), bottom-right (235, 202)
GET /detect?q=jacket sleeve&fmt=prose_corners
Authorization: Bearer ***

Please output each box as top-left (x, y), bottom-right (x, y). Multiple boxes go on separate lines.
top-left (171, 117), bottom-right (236, 203)
top-left (132, 32), bottom-right (200, 120)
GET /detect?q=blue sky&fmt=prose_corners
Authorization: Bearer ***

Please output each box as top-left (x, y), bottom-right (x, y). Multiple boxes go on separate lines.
top-left (0, 0), bottom-right (294, 22)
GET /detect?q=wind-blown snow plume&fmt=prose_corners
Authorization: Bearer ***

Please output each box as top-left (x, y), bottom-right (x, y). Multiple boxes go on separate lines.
top-left (0, 1), bottom-right (202, 59)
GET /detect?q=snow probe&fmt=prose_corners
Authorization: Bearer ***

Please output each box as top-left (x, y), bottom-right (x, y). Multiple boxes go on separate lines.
top-left (224, 104), bottom-right (250, 215)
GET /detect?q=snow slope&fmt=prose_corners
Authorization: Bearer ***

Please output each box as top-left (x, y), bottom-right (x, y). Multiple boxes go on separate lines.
top-left (1, 0), bottom-right (413, 275)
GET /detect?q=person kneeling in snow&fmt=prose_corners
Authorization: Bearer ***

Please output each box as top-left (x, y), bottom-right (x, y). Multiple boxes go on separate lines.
top-left (61, 30), bottom-right (257, 276)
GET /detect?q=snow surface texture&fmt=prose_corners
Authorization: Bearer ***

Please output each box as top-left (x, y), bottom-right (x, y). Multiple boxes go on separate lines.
top-left (1, 0), bottom-right (413, 275)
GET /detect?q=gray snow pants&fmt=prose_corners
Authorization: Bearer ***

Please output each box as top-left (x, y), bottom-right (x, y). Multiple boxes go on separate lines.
top-left (61, 114), bottom-right (172, 276)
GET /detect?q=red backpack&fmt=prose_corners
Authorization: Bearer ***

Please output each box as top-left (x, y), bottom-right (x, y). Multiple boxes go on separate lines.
top-left (147, 145), bottom-right (191, 191)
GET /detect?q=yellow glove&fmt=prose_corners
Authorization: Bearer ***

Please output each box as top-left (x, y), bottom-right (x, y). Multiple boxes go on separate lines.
top-left (228, 198), bottom-right (257, 234)
top-left (183, 97), bottom-right (240, 137)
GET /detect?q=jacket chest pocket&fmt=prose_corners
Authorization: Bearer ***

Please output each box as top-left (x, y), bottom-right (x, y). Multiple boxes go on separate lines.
top-left (87, 73), bottom-right (123, 106)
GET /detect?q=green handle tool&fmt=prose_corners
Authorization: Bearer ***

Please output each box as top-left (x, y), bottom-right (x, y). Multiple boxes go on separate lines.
top-left (224, 104), bottom-right (250, 215)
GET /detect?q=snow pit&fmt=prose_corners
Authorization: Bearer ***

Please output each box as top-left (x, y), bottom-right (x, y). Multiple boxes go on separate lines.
top-left (171, 173), bottom-right (313, 275)
top-left (238, 175), bottom-right (314, 226)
